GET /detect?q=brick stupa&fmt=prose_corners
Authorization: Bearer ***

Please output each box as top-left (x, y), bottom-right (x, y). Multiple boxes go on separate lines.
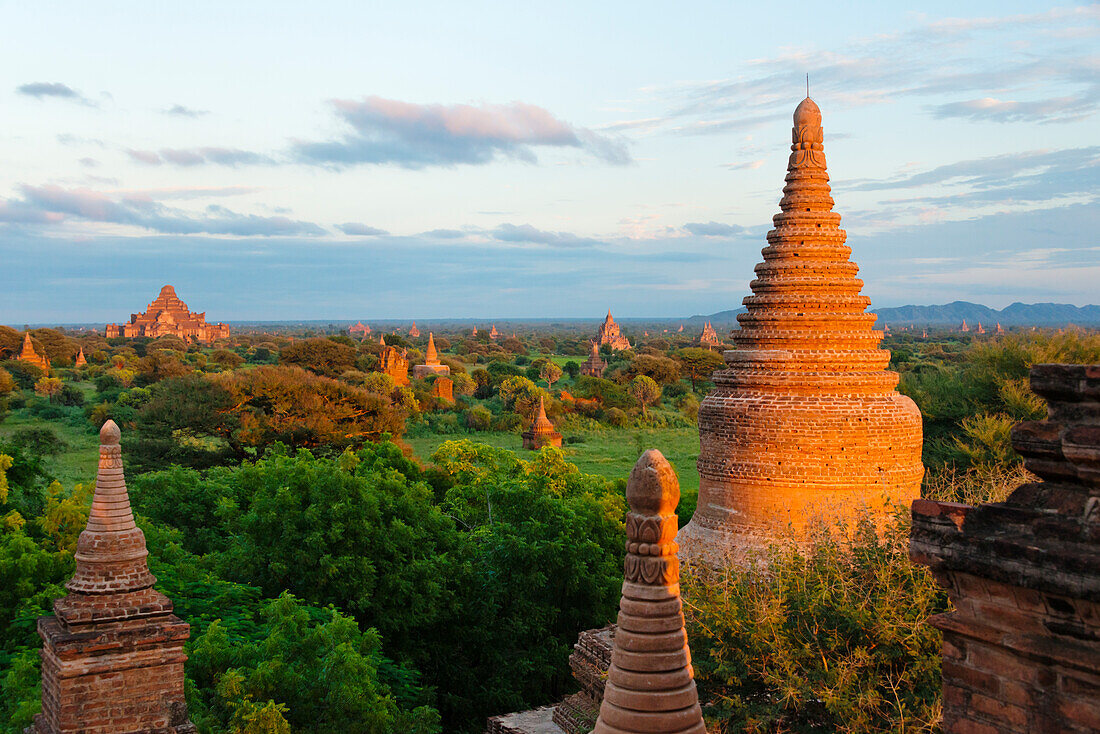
top-left (593, 450), bottom-right (705, 734)
top-left (412, 332), bottom-right (450, 378)
top-left (28, 420), bottom-right (194, 734)
top-left (678, 97), bottom-right (924, 563)
top-left (581, 341), bottom-right (607, 378)
top-left (73, 347), bottom-right (87, 368)
top-left (699, 322), bottom-right (720, 348)
top-left (18, 333), bottom-right (51, 373)
top-left (521, 396), bottom-right (562, 450)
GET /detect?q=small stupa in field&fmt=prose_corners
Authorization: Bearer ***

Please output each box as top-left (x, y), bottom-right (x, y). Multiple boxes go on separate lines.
top-left (581, 341), bottom-right (607, 378)
top-left (412, 333), bottom-right (450, 378)
top-left (521, 396), bottom-right (562, 450)
top-left (73, 347), bottom-right (87, 368)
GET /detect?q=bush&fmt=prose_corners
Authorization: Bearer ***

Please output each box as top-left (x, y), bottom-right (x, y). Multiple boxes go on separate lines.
top-left (464, 406), bottom-right (492, 431)
top-left (684, 512), bottom-right (946, 733)
top-left (605, 407), bottom-right (628, 427)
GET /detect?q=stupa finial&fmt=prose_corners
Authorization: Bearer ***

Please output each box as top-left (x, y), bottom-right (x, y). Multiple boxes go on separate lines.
top-left (593, 450), bottom-right (705, 734)
top-left (66, 420), bottom-right (155, 594)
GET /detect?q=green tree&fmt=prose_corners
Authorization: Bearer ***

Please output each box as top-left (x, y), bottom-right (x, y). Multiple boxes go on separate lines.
top-left (628, 375), bottom-right (661, 417)
top-left (279, 339), bottom-right (357, 377)
top-left (676, 348), bottom-right (725, 389)
top-left (539, 361), bottom-right (563, 390)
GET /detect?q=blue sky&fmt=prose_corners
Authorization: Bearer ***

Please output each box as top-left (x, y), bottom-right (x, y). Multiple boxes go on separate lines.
top-left (1, 1), bottom-right (1097, 322)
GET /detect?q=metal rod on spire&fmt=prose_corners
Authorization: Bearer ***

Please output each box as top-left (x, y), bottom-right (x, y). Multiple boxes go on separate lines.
top-left (806, 73), bottom-right (810, 97)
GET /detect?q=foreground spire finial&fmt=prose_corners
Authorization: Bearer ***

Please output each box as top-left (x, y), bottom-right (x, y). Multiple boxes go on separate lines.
top-left (30, 421), bottom-right (194, 733)
top-left (593, 450), bottom-right (705, 734)
top-left (66, 420), bottom-right (155, 593)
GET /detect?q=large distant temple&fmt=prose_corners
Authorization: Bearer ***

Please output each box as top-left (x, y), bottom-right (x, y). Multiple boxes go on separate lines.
top-left (18, 333), bottom-right (51, 373)
top-left (106, 285), bottom-right (229, 343)
top-left (596, 310), bottom-right (630, 351)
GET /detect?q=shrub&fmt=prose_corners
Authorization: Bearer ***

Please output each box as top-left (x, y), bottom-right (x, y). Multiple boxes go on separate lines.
top-left (464, 406), bottom-right (492, 431)
top-left (683, 512), bottom-right (946, 734)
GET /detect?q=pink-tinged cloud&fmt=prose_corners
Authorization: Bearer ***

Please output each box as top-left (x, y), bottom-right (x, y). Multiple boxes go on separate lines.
top-left (293, 96), bottom-right (631, 168)
top-left (0, 185), bottom-right (324, 237)
top-left (127, 147), bottom-right (274, 167)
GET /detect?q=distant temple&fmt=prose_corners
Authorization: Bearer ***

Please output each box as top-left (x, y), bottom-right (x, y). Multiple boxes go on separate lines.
top-left (18, 333), bottom-right (51, 372)
top-left (73, 347), bottom-right (87, 368)
top-left (489, 325), bottom-right (500, 340)
top-left (960, 319), bottom-right (970, 333)
top-left (996, 322), bottom-right (1004, 334)
top-left (678, 97), bottom-right (924, 563)
top-left (521, 397), bottom-right (562, 450)
top-left (976, 322), bottom-right (985, 334)
top-left (106, 285), bottom-right (229, 343)
top-left (580, 342), bottom-right (607, 378)
top-left (348, 321), bottom-right (371, 338)
top-left (699, 321), bottom-right (720, 347)
top-left (412, 333), bottom-right (450, 378)
top-left (596, 310), bottom-right (630, 351)
top-left (379, 335), bottom-right (409, 386)
top-left (408, 322), bottom-right (420, 338)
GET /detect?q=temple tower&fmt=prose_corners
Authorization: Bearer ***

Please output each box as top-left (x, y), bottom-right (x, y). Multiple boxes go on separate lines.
top-left (73, 348), bottom-right (87, 368)
top-left (593, 450), bottom-right (705, 734)
top-left (412, 332), bottom-right (450, 378)
top-left (379, 337), bottom-right (410, 386)
top-left (581, 341), bottom-right (607, 378)
top-left (28, 421), bottom-right (194, 733)
top-left (521, 396), bottom-right (562, 450)
top-left (18, 333), bottom-right (51, 373)
top-left (679, 97), bottom-right (924, 563)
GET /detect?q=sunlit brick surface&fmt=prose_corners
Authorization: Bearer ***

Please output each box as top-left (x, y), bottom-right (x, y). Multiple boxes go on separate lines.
top-left (679, 98), bottom-right (924, 564)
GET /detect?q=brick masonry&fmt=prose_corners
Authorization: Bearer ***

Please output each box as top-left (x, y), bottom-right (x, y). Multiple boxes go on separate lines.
top-left (911, 363), bottom-right (1100, 734)
top-left (27, 421), bottom-right (195, 734)
top-left (679, 97), bottom-right (923, 564)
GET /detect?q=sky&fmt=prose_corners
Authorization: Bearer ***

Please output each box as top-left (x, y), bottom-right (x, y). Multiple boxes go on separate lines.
top-left (1, 1), bottom-right (1097, 322)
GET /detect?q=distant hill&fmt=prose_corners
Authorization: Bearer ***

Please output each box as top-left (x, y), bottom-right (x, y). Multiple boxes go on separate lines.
top-left (873, 302), bottom-right (1100, 327)
top-left (692, 302), bottom-right (1100, 327)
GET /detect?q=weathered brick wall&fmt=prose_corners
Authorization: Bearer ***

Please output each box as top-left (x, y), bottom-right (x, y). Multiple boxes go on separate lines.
top-left (911, 363), bottom-right (1100, 734)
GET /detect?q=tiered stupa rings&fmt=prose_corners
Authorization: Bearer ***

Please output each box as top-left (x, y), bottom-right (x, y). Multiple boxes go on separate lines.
top-left (677, 97), bottom-right (924, 564)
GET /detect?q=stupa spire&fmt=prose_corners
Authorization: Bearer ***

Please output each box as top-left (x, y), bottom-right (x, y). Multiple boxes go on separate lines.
top-left (30, 420), bottom-right (194, 733)
top-left (425, 332), bottom-right (439, 364)
top-left (593, 450), bottom-right (705, 734)
top-left (679, 97), bottom-right (924, 563)
top-left (67, 420), bottom-right (155, 594)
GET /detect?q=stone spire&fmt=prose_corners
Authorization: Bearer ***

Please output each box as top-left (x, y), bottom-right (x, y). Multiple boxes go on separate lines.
top-left (425, 332), bottom-right (439, 365)
top-left (66, 421), bottom-right (155, 595)
top-left (29, 420), bottom-right (194, 733)
top-left (73, 347), bottom-right (87, 368)
top-left (679, 97), bottom-right (923, 563)
top-left (593, 450), bottom-right (705, 734)
top-left (522, 396), bottom-right (562, 449)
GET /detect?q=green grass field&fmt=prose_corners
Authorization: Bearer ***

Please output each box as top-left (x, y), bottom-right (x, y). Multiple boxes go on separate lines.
top-left (406, 426), bottom-right (701, 515)
top-left (0, 408), bottom-right (99, 488)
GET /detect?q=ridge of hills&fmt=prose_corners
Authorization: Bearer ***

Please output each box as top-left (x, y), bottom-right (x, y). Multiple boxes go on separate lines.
top-left (691, 301), bottom-right (1100, 327)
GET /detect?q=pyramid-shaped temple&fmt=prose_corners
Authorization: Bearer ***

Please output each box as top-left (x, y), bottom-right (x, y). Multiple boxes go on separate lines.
top-left (678, 97), bottom-right (924, 563)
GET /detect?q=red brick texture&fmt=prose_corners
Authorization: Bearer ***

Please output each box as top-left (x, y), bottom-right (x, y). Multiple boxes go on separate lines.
top-left (911, 363), bottom-right (1100, 734)
top-left (679, 98), bottom-right (923, 563)
top-left (27, 421), bottom-right (194, 734)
